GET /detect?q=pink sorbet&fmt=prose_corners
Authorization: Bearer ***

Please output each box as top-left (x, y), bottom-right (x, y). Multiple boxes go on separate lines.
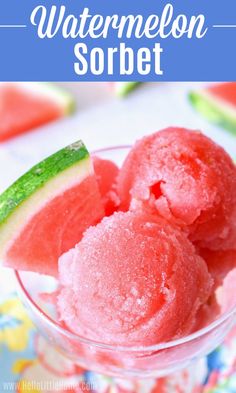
top-left (200, 248), bottom-right (236, 289)
top-left (57, 211), bottom-right (212, 346)
top-left (117, 127), bottom-right (236, 251)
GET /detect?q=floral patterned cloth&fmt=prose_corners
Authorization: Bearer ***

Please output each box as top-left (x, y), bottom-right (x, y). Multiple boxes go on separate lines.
top-left (0, 270), bottom-right (235, 393)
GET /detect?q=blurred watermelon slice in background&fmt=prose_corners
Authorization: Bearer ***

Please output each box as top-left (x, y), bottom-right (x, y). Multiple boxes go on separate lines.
top-left (0, 82), bottom-right (75, 142)
top-left (111, 82), bottom-right (140, 97)
top-left (189, 82), bottom-right (236, 135)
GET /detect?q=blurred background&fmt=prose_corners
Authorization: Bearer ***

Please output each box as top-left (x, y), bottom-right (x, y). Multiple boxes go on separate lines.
top-left (1, 81), bottom-right (236, 193)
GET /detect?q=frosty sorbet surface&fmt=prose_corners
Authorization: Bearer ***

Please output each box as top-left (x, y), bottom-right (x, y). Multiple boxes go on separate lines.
top-left (1, 128), bottom-right (235, 347)
top-left (57, 211), bottom-right (212, 345)
top-left (117, 127), bottom-right (236, 250)
top-left (56, 128), bottom-right (236, 346)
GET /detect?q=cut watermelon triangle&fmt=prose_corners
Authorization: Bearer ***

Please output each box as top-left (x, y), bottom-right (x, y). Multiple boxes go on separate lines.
top-left (111, 82), bottom-right (140, 97)
top-left (189, 82), bottom-right (236, 135)
top-left (0, 82), bottom-right (75, 141)
top-left (0, 141), bottom-right (104, 276)
top-left (92, 156), bottom-right (120, 216)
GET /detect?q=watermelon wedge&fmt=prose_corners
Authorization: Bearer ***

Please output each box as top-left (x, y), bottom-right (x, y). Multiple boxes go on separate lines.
top-left (0, 82), bottom-right (75, 141)
top-left (111, 82), bottom-right (140, 97)
top-left (93, 156), bottom-right (120, 216)
top-left (0, 141), bottom-right (104, 276)
top-left (189, 83), bottom-right (236, 134)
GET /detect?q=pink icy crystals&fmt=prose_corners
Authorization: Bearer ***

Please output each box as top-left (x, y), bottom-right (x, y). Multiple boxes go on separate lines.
top-left (57, 211), bottom-right (212, 346)
top-left (117, 127), bottom-right (236, 251)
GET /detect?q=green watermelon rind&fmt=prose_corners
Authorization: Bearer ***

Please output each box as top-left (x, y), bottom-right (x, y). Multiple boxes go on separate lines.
top-left (16, 82), bottom-right (76, 115)
top-left (114, 82), bottom-right (141, 97)
top-left (0, 141), bottom-right (89, 226)
top-left (189, 91), bottom-right (236, 135)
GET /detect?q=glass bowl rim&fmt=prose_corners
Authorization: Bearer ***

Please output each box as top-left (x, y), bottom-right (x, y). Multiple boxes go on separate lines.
top-left (14, 144), bottom-right (236, 354)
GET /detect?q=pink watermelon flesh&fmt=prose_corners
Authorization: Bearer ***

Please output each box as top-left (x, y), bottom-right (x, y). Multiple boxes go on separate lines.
top-left (93, 156), bottom-right (120, 216)
top-left (0, 84), bottom-right (68, 141)
top-left (6, 175), bottom-right (104, 277)
top-left (57, 210), bottom-right (212, 346)
top-left (117, 127), bottom-right (236, 251)
top-left (207, 82), bottom-right (236, 107)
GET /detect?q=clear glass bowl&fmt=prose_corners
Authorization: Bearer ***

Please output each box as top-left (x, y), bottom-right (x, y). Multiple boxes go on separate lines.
top-left (14, 146), bottom-right (236, 379)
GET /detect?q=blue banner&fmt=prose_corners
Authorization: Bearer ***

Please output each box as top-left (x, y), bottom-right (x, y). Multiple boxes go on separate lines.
top-left (0, 0), bottom-right (235, 81)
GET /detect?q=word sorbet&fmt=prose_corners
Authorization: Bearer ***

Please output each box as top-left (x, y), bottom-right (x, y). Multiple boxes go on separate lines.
top-left (30, 3), bottom-right (208, 77)
top-left (74, 43), bottom-right (163, 76)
